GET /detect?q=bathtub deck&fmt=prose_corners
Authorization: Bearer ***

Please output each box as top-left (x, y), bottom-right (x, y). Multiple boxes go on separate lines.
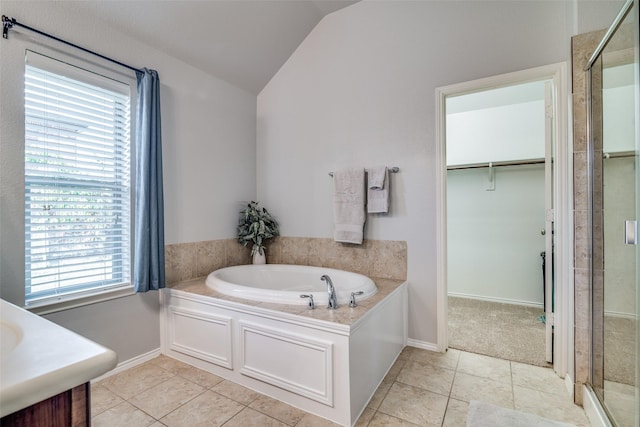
top-left (167, 275), bottom-right (405, 327)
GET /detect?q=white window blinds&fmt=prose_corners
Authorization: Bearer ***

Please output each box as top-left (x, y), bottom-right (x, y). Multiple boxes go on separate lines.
top-left (25, 53), bottom-right (132, 303)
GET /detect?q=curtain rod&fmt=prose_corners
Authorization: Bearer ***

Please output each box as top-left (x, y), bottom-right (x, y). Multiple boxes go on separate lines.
top-left (2, 15), bottom-right (142, 73)
top-left (447, 158), bottom-right (545, 171)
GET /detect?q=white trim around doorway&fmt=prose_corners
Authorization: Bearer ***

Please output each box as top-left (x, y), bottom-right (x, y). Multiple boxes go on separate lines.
top-left (435, 62), bottom-right (571, 379)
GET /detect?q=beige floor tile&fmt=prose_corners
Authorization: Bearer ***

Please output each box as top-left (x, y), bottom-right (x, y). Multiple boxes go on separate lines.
top-left (384, 358), bottom-right (407, 382)
top-left (511, 361), bottom-right (567, 396)
top-left (249, 394), bottom-right (307, 426)
top-left (367, 377), bottom-right (392, 409)
top-left (397, 346), bottom-right (415, 361)
top-left (396, 360), bottom-right (455, 396)
top-left (129, 376), bottom-right (205, 419)
top-left (92, 401), bottom-right (156, 427)
top-left (603, 380), bottom-right (636, 426)
top-left (149, 355), bottom-right (190, 374)
top-left (295, 412), bottom-right (342, 426)
top-left (99, 363), bottom-right (175, 400)
top-left (513, 385), bottom-right (591, 427)
top-left (409, 348), bottom-right (460, 370)
top-left (378, 382), bottom-right (448, 426)
top-left (160, 390), bottom-right (243, 427)
top-left (368, 411), bottom-right (421, 426)
top-left (457, 352), bottom-right (512, 384)
top-left (442, 398), bottom-right (469, 427)
top-left (224, 407), bottom-right (288, 427)
top-left (354, 407), bottom-right (376, 427)
top-left (211, 380), bottom-right (260, 405)
top-left (175, 364), bottom-right (225, 388)
top-left (149, 422), bottom-right (166, 427)
top-left (450, 372), bottom-right (514, 408)
top-left (91, 384), bottom-right (124, 417)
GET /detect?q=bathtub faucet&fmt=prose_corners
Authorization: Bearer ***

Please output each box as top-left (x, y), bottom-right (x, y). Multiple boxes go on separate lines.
top-left (320, 275), bottom-right (338, 309)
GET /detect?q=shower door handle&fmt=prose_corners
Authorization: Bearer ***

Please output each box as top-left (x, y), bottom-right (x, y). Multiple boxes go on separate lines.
top-left (625, 220), bottom-right (637, 245)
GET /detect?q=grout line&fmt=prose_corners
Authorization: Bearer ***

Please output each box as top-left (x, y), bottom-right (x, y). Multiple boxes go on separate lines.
top-left (510, 360), bottom-right (516, 409)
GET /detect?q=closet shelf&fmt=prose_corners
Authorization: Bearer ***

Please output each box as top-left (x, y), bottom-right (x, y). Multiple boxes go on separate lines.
top-left (447, 158), bottom-right (545, 171)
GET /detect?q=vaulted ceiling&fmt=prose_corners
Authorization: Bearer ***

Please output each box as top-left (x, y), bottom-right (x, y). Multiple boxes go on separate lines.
top-left (63, 1), bottom-right (358, 95)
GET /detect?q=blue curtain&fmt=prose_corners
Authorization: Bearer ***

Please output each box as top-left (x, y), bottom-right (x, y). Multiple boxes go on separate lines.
top-left (133, 68), bottom-right (165, 292)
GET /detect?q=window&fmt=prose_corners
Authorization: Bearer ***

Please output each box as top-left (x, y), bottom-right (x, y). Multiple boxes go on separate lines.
top-left (24, 51), bottom-right (133, 305)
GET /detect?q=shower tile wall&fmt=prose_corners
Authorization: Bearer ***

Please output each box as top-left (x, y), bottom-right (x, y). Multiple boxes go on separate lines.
top-left (165, 237), bottom-right (408, 286)
top-left (572, 28), bottom-right (605, 405)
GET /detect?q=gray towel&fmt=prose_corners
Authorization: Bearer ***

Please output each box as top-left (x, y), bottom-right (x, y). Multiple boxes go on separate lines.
top-left (333, 168), bottom-right (365, 244)
top-left (367, 166), bottom-right (389, 213)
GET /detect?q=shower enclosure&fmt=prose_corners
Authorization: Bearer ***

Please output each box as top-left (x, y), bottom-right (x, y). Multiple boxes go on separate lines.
top-left (585, 0), bottom-right (639, 425)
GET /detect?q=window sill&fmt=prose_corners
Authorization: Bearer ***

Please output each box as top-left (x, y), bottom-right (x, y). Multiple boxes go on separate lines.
top-left (26, 286), bottom-right (136, 315)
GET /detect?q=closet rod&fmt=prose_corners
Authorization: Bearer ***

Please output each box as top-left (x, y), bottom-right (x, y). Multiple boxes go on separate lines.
top-left (447, 158), bottom-right (545, 171)
top-left (603, 151), bottom-right (635, 159)
top-left (2, 15), bottom-right (142, 73)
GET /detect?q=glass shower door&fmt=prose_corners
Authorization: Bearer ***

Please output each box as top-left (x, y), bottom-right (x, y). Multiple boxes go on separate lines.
top-left (589, 2), bottom-right (639, 425)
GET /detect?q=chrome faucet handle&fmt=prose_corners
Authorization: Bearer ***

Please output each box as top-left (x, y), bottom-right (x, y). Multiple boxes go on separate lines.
top-left (300, 294), bottom-right (315, 309)
top-left (349, 291), bottom-right (364, 308)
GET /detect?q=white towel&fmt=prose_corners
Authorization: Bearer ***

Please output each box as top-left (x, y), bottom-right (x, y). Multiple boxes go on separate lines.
top-left (333, 168), bottom-right (366, 244)
top-left (367, 166), bottom-right (389, 213)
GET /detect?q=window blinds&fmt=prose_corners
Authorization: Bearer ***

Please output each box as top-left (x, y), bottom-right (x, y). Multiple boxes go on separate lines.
top-left (24, 61), bottom-right (132, 302)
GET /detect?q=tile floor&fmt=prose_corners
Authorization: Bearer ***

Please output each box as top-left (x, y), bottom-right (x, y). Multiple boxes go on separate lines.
top-left (91, 347), bottom-right (591, 427)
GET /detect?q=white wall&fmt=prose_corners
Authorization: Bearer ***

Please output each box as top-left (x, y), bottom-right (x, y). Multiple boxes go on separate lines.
top-left (575, 0), bottom-right (629, 34)
top-left (604, 157), bottom-right (636, 317)
top-left (0, 2), bottom-right (256, 361)
top-left (448, 166), bottom-right (546, 305)
top-left (446, 83), bottom-right (546, 306)
top-left (447, 101), bottom-right (545, 166)
top-left (604, 65), bottom-right (636, 153)
top-left (446, 81), bottom-right (546, 165)
top-left (257, 0), bottom-right (571, 345)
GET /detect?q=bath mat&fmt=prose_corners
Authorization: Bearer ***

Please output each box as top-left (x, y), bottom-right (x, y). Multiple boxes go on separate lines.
top-left (466, 401), bottom-right (576, 427)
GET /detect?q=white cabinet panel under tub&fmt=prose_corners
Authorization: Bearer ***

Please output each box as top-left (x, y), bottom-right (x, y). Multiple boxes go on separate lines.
top-left (167, 305), bottom-right (233, 369)
top-left (160, 277), bottom-right (407, 427)
top-left (240, 321), bottom-right (333, 406)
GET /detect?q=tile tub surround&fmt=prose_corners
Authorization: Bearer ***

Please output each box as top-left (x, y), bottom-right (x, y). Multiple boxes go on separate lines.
top-left (165, 237), bottom-right (408, 286)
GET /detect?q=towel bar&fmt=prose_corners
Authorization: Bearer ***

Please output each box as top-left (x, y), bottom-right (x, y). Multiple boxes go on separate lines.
top-left (328, 166), bottom-right (399, 177)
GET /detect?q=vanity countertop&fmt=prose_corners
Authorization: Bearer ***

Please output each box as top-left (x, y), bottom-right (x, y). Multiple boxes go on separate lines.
top-left (0, 299), bottom-right (118, 418)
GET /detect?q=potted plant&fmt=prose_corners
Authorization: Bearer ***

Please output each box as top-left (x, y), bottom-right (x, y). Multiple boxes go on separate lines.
top-left (237, 201), bottom-right (280, 264)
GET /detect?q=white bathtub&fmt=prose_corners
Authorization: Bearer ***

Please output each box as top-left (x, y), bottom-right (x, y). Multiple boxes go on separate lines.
top-left (161, 275), bottom-right (407, 426)
top-left (206, 264), bottom-right (377, 305)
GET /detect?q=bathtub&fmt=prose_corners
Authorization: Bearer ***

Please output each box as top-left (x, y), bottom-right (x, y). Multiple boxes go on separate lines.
top-left (206, 264), bottom-right (377, 306)
top-left (161, 268), bottom-right (407, 426)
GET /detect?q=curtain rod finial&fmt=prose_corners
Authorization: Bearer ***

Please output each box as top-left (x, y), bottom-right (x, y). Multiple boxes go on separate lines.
top-left (2, 15), bottom-right (15, 39)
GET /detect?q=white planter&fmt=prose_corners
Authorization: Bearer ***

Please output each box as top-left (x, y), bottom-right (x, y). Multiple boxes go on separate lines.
top-left (252, 251), bottom-right (266, 264)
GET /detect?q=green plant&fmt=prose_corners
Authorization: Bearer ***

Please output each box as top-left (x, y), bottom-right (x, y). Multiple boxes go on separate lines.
top-left (237, 201), bottom-right (279, 256)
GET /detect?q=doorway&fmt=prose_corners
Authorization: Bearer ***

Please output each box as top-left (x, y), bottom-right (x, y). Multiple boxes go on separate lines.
top-left (435, 64), bottom-right (570, 374)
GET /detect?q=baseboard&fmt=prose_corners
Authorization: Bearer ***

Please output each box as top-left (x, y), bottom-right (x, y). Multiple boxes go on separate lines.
top-left (407, 339), bottom-right (439, 352)
top-left (603, 310), bottom-right (636, 320)
top-left (91, 347), bottom-right (161, 383)
top-left (448, 292), bottom-right (543, 309)
top-left (582, 384), bottom-right (613, 427)
top-left (564, 373), bottom-right (574, 397)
